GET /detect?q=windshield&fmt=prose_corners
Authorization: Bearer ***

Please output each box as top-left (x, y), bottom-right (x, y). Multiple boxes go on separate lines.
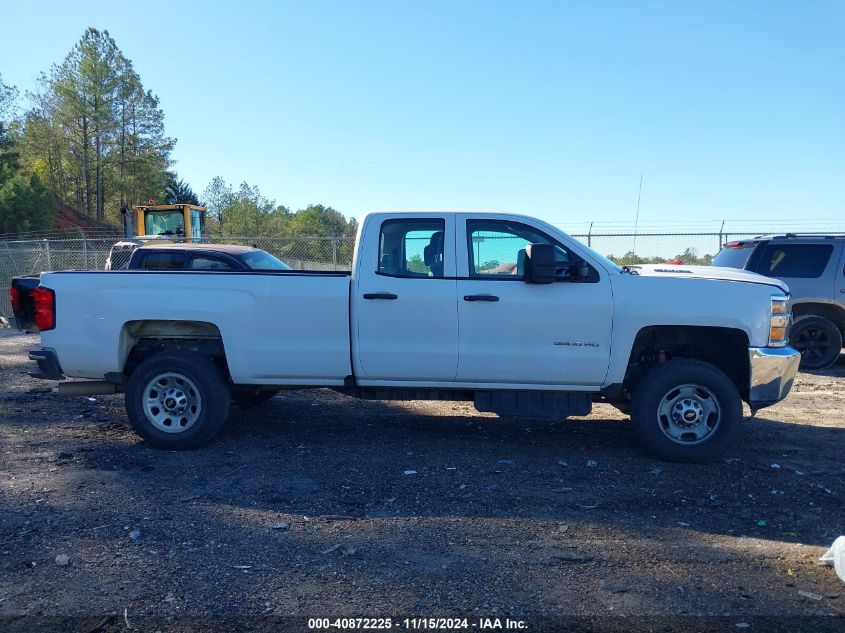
top-left (145, 211), bottom-right (185, 236)
top-left (712, 245), bottom-right (755, 270)
top-left (237, 250), bottom-right (291, 271)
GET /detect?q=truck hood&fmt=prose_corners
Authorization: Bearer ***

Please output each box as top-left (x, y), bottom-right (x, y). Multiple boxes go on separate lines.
top-left (631, 264), bottom-right (789, 293)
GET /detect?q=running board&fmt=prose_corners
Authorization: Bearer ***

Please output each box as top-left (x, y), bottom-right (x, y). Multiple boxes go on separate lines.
top-left (474, 391), bottom-right (592, 418)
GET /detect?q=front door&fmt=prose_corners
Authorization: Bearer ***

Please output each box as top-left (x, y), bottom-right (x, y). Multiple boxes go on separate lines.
top-left (456, 217), bottom-right (613, 386)
top-left (354, 216), bottom-right (458, 382)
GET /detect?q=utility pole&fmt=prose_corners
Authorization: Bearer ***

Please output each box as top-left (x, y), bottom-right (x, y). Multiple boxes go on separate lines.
top-left (632, 173), bottom-right (643, 255)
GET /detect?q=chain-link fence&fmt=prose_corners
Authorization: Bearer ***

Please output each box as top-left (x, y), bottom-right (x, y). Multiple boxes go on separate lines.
top-left (0, 229), bottom-right (830, 320)
top-left (569, 231), bottom-right (766, 265)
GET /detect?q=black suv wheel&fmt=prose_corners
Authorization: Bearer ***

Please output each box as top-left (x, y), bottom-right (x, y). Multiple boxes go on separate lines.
top-left (791, 315), bottom-right (842, 371)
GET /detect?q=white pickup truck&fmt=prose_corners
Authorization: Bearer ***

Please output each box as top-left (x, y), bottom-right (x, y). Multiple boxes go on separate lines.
top-left (25, 211), bottom-right (800, 461)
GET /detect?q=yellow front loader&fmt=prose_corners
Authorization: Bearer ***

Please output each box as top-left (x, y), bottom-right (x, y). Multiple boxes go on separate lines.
top-left (122, 204), bottom-right (207, 241)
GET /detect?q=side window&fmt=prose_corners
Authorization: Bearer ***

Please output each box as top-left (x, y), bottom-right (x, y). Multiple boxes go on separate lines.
top-left (190, 256), bottom-right (234, 270)
top-left (378, 219), bottom-right (446, 278)
top-left (137, 252), bottom-right (185, 270)
top-left (754, 244), bottom-right (833, 279)
top-left (467, 220), bottom-right (570, 278)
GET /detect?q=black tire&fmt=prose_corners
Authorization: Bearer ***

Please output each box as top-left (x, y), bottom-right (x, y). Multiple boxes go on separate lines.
top-left (232, 387), bottom-right (281, 408)
top-left (631, 359), bottom-right (742, 463)
top-left (125, 352), bottom-right (231, 449)
top-left (791, 315), bottom-right (842, 371)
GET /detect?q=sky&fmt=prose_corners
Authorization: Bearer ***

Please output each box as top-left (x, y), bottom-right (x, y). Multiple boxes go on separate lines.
top-left (1, 0), bottom-right (843, 232)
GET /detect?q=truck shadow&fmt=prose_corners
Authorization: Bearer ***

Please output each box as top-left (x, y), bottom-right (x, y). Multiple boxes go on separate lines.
top-left (35, 386), bottom-right (838, 548)
top-left (212, 390), bottom-right (844, 545)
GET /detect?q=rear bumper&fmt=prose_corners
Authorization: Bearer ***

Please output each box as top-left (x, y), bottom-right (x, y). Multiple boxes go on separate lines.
top-left (28, 347), bottom-right (65, 380)
top-left (748, 346), bottom-right (800, 410)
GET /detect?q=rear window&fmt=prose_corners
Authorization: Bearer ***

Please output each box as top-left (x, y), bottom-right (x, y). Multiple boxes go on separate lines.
top-left (190, 256), bottom-right (235, 270)
top-left (753, 243), bottom-right (833, 279)
top-left (712, 244), bottom-right (756, 270)
top-left (137, 252), bottom-right (185, 270)
top-left (236, 251), bottom-right (291, 271)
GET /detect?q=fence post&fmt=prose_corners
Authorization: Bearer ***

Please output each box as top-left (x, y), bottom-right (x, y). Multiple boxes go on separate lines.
top-left (718, 220), bottom-right (725, 253)
top-left (332, 238), bottom-right (338, 269)
top-left (82, 237), bottom-right (89, 269)
top-left (587, 222), bottom-right (593, 248)
top-left (43, 239), bottom-right (51, 271)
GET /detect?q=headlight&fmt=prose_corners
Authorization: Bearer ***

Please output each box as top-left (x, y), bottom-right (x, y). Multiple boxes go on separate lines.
top-left (769, 295), bottom-right (791, 346)
top-left (771, 298), bottom-right (789, 314)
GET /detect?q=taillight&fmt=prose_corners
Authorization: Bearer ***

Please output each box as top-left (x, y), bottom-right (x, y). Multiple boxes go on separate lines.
top-left (723, 241), bottom-right (744, 248)
top-left (32, 287), bottom-right (55, 331)
top-left (9, 286), bottom-right (20, 313)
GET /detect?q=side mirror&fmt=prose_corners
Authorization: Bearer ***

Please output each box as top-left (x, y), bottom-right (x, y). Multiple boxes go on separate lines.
top-left (576, 259), bottom-right (589, 279)
top-left (524, 243), bottom-right (556, 284)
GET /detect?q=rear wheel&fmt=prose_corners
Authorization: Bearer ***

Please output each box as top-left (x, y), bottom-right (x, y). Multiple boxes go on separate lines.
top-left (125, 352), bottom-right (230, 449)
top-left (791, 315), bottom-right (842, 371)
top-left (631, 359), bottom-right (742, 462)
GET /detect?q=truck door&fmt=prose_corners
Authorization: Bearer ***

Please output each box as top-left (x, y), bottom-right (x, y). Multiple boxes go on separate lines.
top-left (353, 215), bottom-right (458, 382)
top-left (455, 216), bottom-right (613, 386)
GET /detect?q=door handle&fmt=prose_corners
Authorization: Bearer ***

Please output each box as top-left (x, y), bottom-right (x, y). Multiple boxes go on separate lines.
top-left (463, 294), bottom-right (499, 302)
top-left (363, 293), bottom-right (398, 300)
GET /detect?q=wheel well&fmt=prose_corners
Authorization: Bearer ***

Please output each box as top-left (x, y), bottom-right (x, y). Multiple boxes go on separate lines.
top-left (623, 326), bottom-right (750, 400)
top-left (792, 302), bottom-right (845, 336)
top-left (119, 320), bottom-right (229, 381)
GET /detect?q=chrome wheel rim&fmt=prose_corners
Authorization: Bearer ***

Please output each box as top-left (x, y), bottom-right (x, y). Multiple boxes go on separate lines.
top-left (142, 372), bottom-right (202, 433)
top-left (657, 384), bottom-right (720, 445)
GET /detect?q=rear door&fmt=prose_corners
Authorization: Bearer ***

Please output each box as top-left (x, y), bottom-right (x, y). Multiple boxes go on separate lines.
top-left (455, 216), bottom-right (613, 386)
top-left (353, 215), bottom-right (458, 382)
top-left (750, 241), bottom-right (840, 303)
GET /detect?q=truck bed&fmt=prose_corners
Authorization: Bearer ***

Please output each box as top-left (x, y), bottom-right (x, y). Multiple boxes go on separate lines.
top-left (39, 270), bottom-right (353, 384)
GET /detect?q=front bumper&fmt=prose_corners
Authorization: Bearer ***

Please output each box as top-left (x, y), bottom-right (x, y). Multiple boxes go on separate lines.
top-left (748, 346), bottom-right (800, 410)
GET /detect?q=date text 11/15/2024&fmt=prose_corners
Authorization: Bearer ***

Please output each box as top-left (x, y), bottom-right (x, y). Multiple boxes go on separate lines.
top-left (307, 617), bottom-right (529, 630)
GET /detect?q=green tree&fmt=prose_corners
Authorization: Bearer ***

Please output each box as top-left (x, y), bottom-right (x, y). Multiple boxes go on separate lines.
top-left (164, 174), bottom-right (200, 205)
top-left (18, 28), bottom-right (173, 224)
top-left (0, 123), bottom-right (54, 234)
top-left (201, 175), bottom-right (233, 235)
top-left (199, 176), bottom-right (358, 264)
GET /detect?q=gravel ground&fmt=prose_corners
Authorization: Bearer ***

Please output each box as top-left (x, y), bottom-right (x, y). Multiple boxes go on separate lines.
top-left (0, 330), bottom-right (843, 631)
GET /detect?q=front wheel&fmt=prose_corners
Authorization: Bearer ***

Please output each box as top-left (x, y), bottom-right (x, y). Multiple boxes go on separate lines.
top-left (125, 352), bottom-right (231, 449)
top-left (631, 359), bottom-right (742, 462)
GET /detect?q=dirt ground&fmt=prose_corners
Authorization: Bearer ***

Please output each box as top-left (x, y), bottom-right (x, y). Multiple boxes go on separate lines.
top-left (1, 330), bottom-right (843, 631)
